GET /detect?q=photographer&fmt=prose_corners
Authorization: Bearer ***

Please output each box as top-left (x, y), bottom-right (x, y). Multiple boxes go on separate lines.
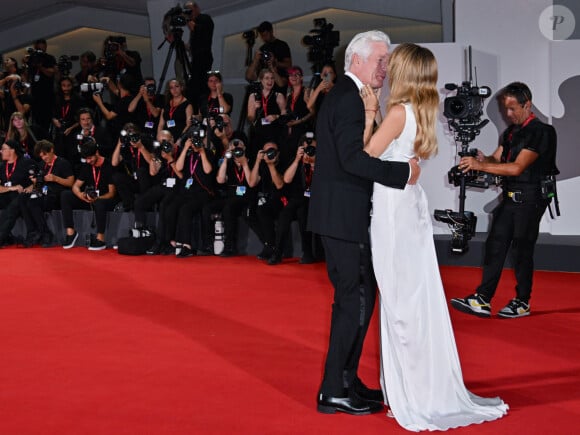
top-left (19, 140), bottom-right (74, 247)
top-left (136, 130), bottom-right (184, 255)
top-left (451, 82), bottom-right (559, 319)
top-left (246, 69), bottom-right (287, 159)
top-left (61, 138), bottom-right (116, 250)
top-left (200, 131), bottom-right (252, 257)
top-left (165, 127), bottom-right (216, 258)
top-left (268, 133), bottom-right (318, 265)
top-left (282, 65), bottom-right (312, 162)
top-left (111, 123), bottom-right (154, 212)
top-left (0, 75), bottom-right (33, 126)
top-left (247, 141), bottom-right (285, 261)
top-left (129, 77), bottom-right (164, 139)
top-left (99, 36), bottom-right (143, 92)
top-left (51, 77), bottom-right (82, 157)
top-left (198, 71), bottom-right (233, 119)
top-left (0, 139), bottom-right (34, 247)
top-left (6, 111), bottom-right (47, 160)
top-left (245, 21), bottom-right (292, 92)
top-left (68, 107), bottom-right (113, 174)
top-left (183, 1), bottom-right (214, 108)
top-left (24, 39), bottom-right (57, 131)
top-left (306, 62), bottom-right (337, 126)
top-left (157, 78), bottom-right (193, 144)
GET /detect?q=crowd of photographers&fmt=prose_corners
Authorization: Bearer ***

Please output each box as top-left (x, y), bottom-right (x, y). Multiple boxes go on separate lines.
top-left (0, 10), bottom-right (332, 265)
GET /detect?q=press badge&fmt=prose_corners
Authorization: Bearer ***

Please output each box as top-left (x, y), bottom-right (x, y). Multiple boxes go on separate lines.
top-left (42, 185), bottom-right (49, 195)
top-left (167, 120), bottom-right (176, 128)
top-left (261, 118), bottom-right (271, 126)
top-left (4, 181), bottom-right (12, 187)
top-left (133, 171), bottom-right (138, 180)
top-left (144, 121), bottom-right (154, 129)
top-left (185, 178), bottom-right (193, 189)
top-left (34, 74), bottom-right (40, 82)
top-left (165, 177), bottom-right (176, 188)
top-left (304, 190), bottom-right (311, 198)
top-left (236, 186), bottom-right (246, 196)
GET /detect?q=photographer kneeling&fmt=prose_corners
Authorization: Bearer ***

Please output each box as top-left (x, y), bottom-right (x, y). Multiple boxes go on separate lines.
top-left (61, 138), bottom-right (117, 250)
top-left (19, 140), bottom-right (74, 247)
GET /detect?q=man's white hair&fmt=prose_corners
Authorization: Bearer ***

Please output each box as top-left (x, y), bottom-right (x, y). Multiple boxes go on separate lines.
top-left (344, 30), bottom-right (391, 72)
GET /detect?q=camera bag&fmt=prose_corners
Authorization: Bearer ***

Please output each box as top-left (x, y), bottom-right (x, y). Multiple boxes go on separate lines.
top-left (117, 234), bottom-right (155, 255)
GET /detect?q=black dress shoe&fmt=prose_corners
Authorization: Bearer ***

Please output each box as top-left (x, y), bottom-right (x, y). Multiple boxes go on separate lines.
top-left (317, 392), bottom-right (383, 415)
top-left (351, 378), bottom-right (385, 404)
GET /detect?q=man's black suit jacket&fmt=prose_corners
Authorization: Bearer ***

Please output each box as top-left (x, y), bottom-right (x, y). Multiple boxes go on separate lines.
top-left (308, 75), bottom-right (410, 244)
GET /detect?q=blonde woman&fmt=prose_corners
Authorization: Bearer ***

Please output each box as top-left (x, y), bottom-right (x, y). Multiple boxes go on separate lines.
top-left (362, 43), bottom-right (508, 431)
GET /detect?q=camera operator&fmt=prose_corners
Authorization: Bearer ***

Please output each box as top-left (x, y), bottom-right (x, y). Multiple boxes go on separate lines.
top-left (51, 77), bottom-right (82, 157)
top-left (282, 65), bottom-right (313, 162)
top-left (245, 21), bottom-right (292, 92)
top-left (111, 123), bottom-right (155, 212)
top-left (61, 138), bottom-right (116, 250)
top-left (166, 127), bottom-right (216, 258)
top-left (24, 39), bottom-right (57, 132)
top-left (19, 140), bottom-right (74, 247)
top-left (247, 141), bottom-right (285, 261)
top-left (129, 77), bottom-right (164, 140)
top-left (183, 1), bottom-right (214, 108)
top-left (68, 107), bottom-right (113, 174)
top-left (306, 62), bottom-right (337, 126)
top-left (200, 131), bottom-right (252, 257)
top-left (135, 130), bottom-right (183, 255)
top-left (268, 133), bottom-right (319, 265)
top-left (451, 82), bottom-right (559, 319)
top-left (0, 139), bottom-right (34, 247)
top-left (99, 36), bottom-right (143, 93)
top-left (74, 51), bottom-right (99, 110)
top-left (0, 74), bottom-right (33, 127)
top-left (198, 71), bottom-right (233, 119)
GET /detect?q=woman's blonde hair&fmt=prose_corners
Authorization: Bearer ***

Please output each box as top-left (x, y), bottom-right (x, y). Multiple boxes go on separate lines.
top-left (387, 43), bottom-right (439, 159)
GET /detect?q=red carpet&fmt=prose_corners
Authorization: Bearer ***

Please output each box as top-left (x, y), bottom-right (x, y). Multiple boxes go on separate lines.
top-left (1, 247), bottom-right (579, 434)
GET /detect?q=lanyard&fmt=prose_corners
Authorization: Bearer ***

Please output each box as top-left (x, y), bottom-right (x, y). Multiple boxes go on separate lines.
top-left (168, 99), bottom-right (182, 120)
top-left (290, 89), bottom-right (301, 113)
top-left (234, 164), bottom-right (245, 185)
top-left (61, 102), bottom-right (70, 120)
top-left (92, 164), bottom-right (102, 188)
top-left (5, 157), bottom-right (17, 181)
top-left (128, 147), bottom-right (141, 168)
top-left (506, 113), bottom-right (536, 161)
top-left (189, 153), bottom-right (200, 176)
top-left (304, 164), bottom-right (312, 189)
top-left (44, 156), bottom-right (57, 176)
top-left (261, 92), bottom-right (270, 117)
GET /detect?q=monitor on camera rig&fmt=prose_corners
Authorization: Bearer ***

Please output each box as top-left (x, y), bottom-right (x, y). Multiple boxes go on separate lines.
top-left (433, 46), bottom-right (495, 254)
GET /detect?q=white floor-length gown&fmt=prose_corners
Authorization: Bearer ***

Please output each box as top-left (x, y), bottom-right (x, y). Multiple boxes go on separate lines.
top-left (370, 103), bottom-right (509, 431)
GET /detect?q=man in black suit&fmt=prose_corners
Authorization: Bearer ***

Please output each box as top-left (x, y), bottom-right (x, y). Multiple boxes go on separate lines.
top-left (308, 30), bottom-right (420, 416)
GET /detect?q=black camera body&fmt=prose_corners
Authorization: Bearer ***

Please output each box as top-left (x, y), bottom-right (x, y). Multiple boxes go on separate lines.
top-left (183, 119), bottom-right (207, 149)
top-left (119, 129), bottom-right (141, 147)
top-left (263, 148), bottom-right (278, 160)
top-left (25, 47), bottom-right (48, 68)
top-left (302, 18), bottom-right (340, 70)
top-left (225, 147), bottom-right (245, 159)
top-left (85, 185), bottom-right (99, 199)
top-left (243, 29), bottom-right (256, 46)
top-left (105, 36), bottom-right (126, 59)
top-left (57, 55), bottom-right (76, 76)
top-left (13, 80), bottom-right (31, 92)
top-left (146, 83), bottom-right (156, 96)
top-left (304, 145), bottom-right (317, 157)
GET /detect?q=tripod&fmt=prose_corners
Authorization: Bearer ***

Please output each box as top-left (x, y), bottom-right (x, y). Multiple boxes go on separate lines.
top-left (156, 28), bottom-right (192, 95)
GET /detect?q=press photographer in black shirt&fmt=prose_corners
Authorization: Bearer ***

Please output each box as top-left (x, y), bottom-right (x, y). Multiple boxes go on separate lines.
top-left (61, 138), bottom-right (117, 250)
top-left (111, 123), bottom-right (155, 211)
top-left (0, 139), bottom-right (33, 246)
top-left (19, 140), bottom-right (74, 247)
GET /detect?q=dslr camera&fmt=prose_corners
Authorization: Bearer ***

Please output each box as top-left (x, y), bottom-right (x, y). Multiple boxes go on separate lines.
top-left (80, 82), bottom-right (105, 95)
top-left (261, 147), bottom-right (279, 161)
top-left (28, 165), bottom-right (46, 199)
top-left (119, 129), bottom-right (141, 147)
top-left (105, 36), bottom-right (126, 59)
top-left (84, 185), bottom-right (99, 199)
top-left (182, 119), bottom-right (207, 149)
top-left (225, 140), bottom-right (245, 159)
top-left (303, 132), bottom-right (316, 157)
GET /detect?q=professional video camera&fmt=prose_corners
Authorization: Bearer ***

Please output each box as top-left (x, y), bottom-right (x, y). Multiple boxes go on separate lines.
top-left (302, 18), bottom-right (340, 74)
top-left (242, 29), bottom-right (256, 46)
top-left (433, 46), bottom-right (494, 254)
top-left (105, 36), bottom-right (126, 59)
top-left (24, 47), bottom-right (49, 68)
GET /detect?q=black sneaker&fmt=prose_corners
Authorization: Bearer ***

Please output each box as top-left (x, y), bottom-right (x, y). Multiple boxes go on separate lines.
top-left (146, 241), bottom-right (161, 255)
top-left (63, 231), bottom-right (79, 249)
top-left (23, 231), bottom-right (42, 248)
top-left (41, 231), bottom-right (54, 248)
top-left (88, 236), bottom-right (106, 251)
top-left (498, 298), bottom-right (530, 318)
top-left (450, 293), bottom-right (491, 318)
top-left (257, 244), bottom-right (274, 260)
top-left (267, 252), bottom-right (282, 265)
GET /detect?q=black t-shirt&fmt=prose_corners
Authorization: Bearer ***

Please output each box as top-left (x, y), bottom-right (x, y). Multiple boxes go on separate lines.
top-left (219, 159), bottom-right (250, 197)
top-left (162, 99), bottom-right (191, 142)
top-left (30, 53), bottom-right (57, 99)
top-left (78, 159), bottom-right (114, 196)
top-left (0, 157), bottom-right (33, 188)
top-left (501, 117), bottom-right (558, 187)
top-left (189, 14), bottom-right (214, 58)
top-left (181, 150), bottom-right (216, 194)
top-left (199, 93), bottom-right (234, 118)
top-left (36, 156), bottom-right (74, 197)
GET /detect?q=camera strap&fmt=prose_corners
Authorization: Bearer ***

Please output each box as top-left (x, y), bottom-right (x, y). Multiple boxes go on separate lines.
top-left (44, 156), bottom-right (56, 176)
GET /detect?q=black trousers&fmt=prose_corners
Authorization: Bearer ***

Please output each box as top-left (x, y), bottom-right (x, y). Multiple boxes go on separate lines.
top-left (274, 196), bottom-right (314, 257)
top-left (133, 184), bottom-right (174, 228)
top-left (477, 199), bottom-right (548, 303)
top-left (173, 189), bottom-right (213, 246)
top-left (248, 196), bottom-right (283, 247)
top-left (112, 167), bottom-right (152, 210)
top-left (60, 190), bottom-right (116, 234)
top-left (319, 236), bottom-right (377, 396)
top-left (19, 193), bottom-right (60, 234)
top-left (0, 192), bottom-right (21, 239)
